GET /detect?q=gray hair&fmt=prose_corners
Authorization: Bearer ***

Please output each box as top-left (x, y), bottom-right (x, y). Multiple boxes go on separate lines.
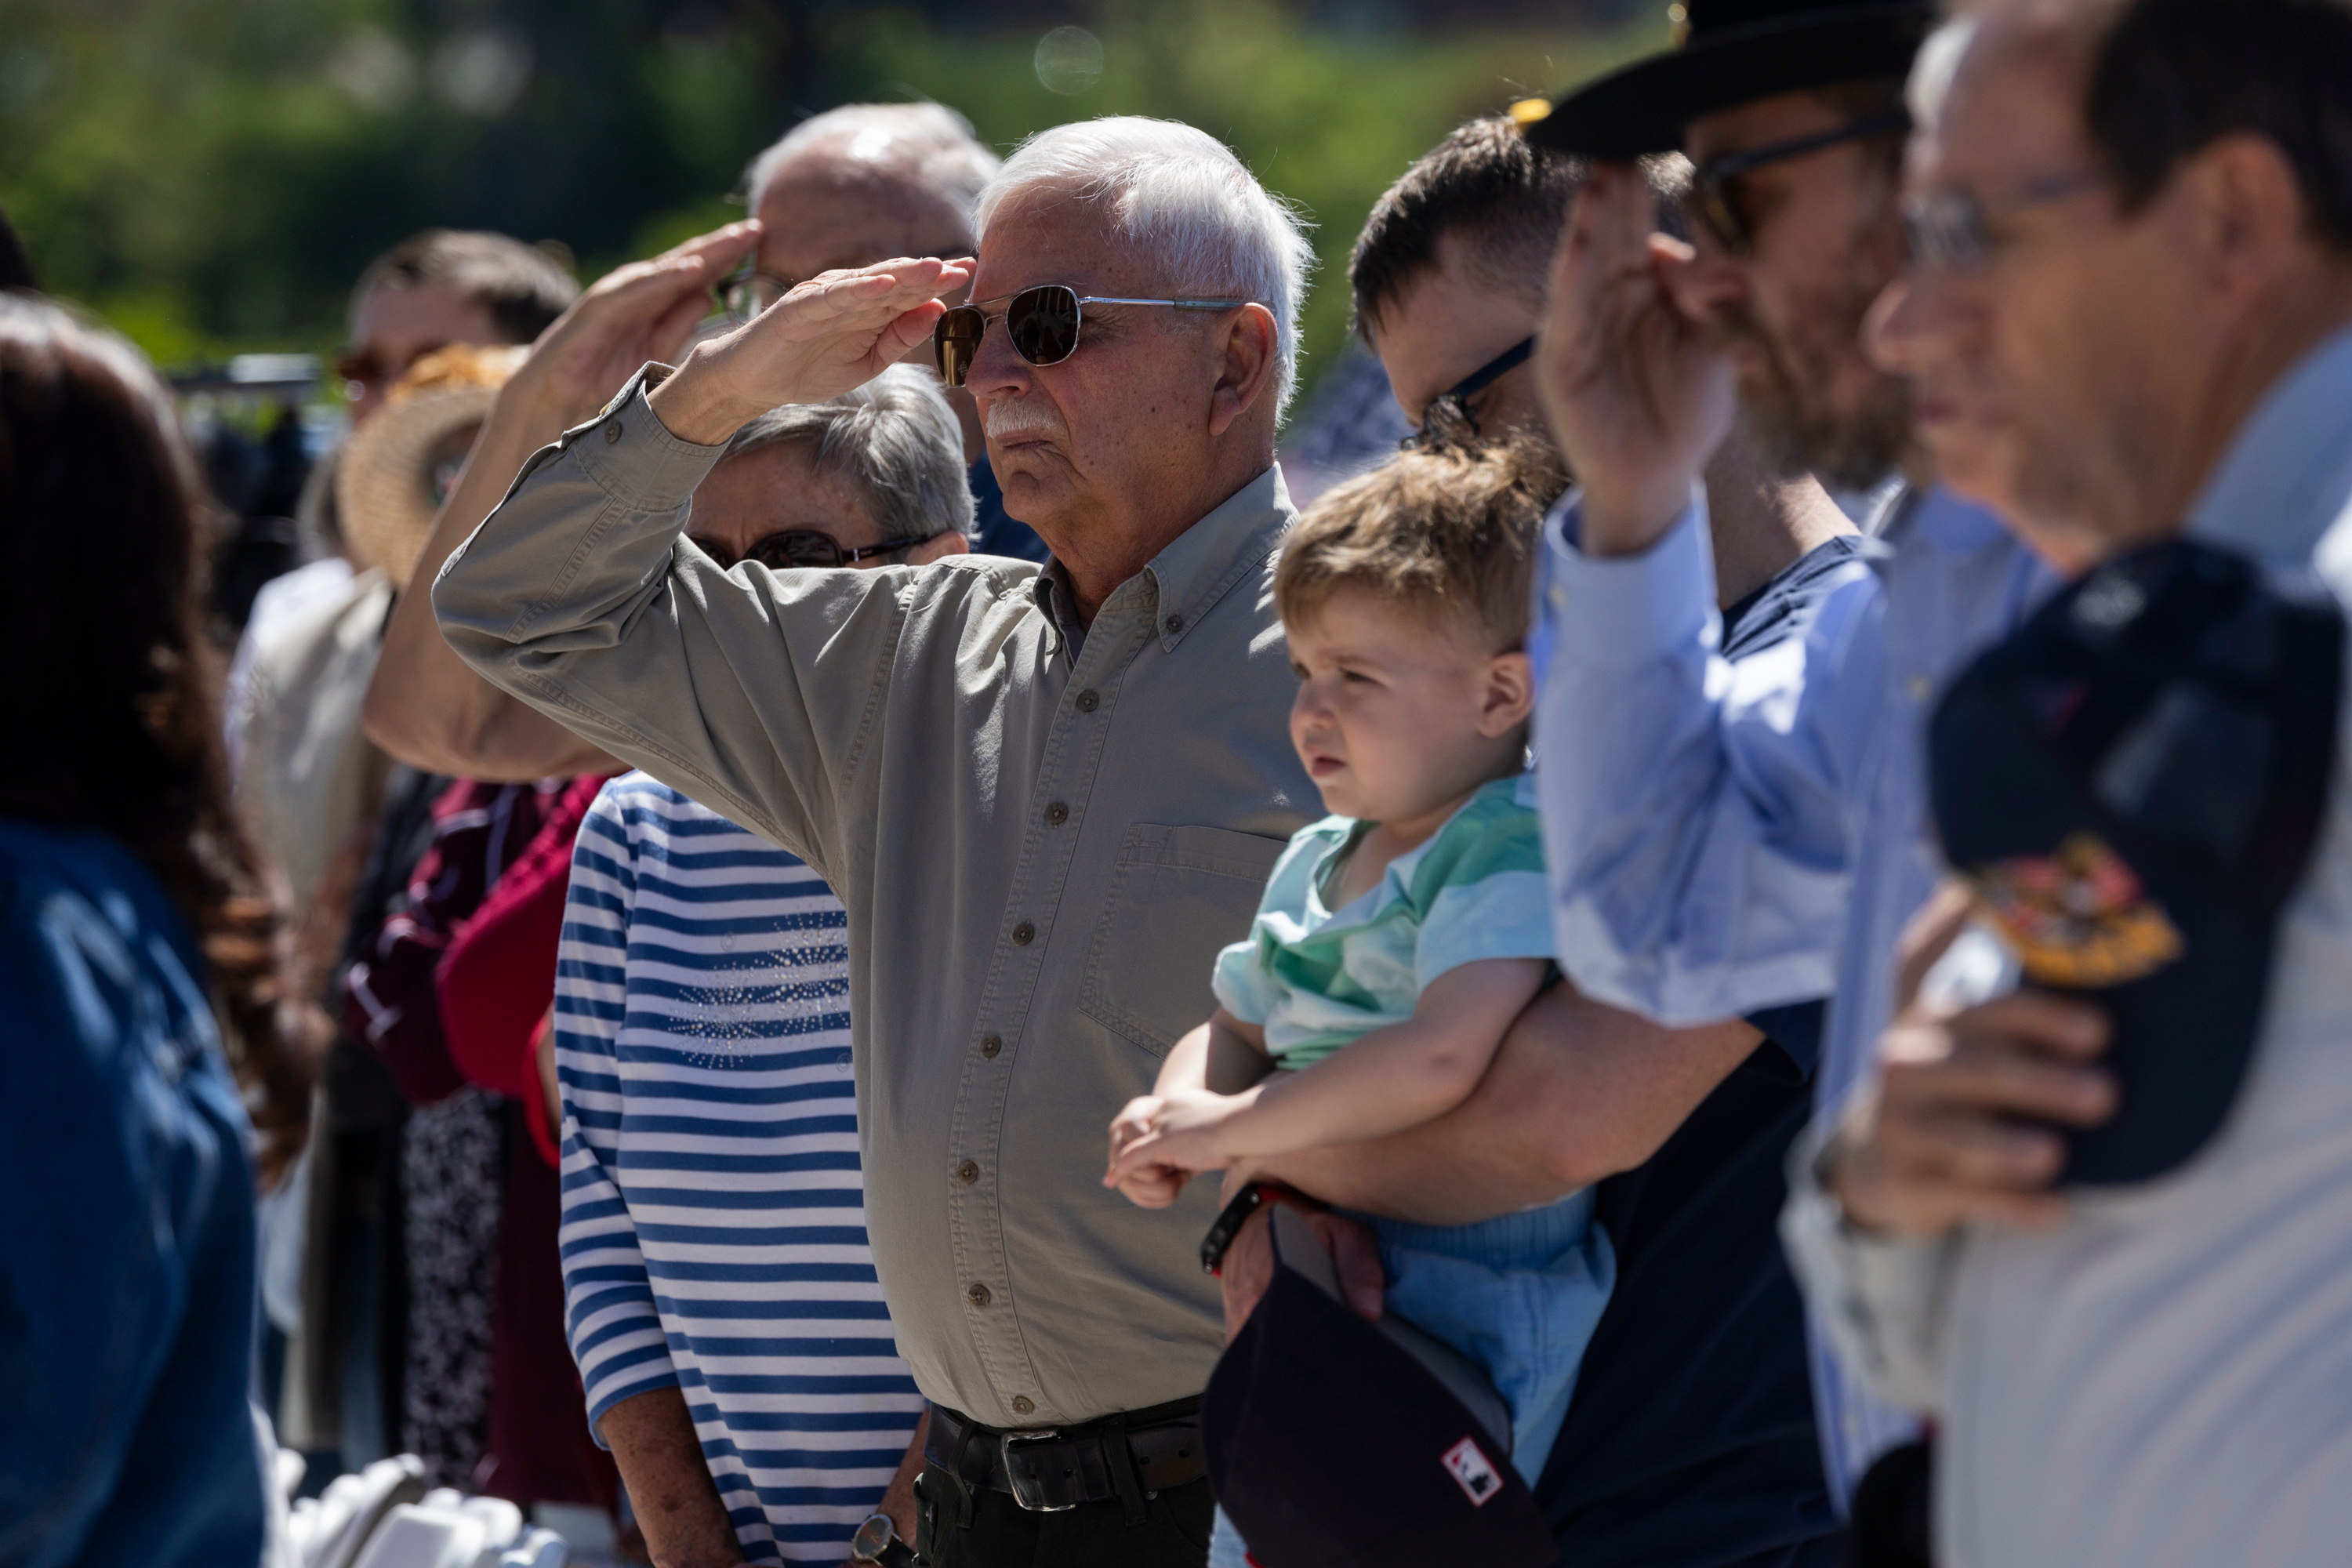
top-left (975, 117), bottom-right (1316, 417)
top-left (745, 102), bottom-right (1001, 225)
top-left (721, 364), bottom-right (976, 545)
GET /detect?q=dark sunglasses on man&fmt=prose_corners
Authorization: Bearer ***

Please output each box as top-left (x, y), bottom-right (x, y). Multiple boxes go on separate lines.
top-left (1400, 336), bottom-right (1535, 452)
top-left (931, 284), bottom-right (1248, 388)
top-left (697, 528), bottom-right (951, 572)
top-left (1685, 107), bottom-right (1911, 257)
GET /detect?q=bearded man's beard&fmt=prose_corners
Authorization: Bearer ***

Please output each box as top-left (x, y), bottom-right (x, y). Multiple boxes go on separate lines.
top-left (1709, 270), bottom-right (1913, 492)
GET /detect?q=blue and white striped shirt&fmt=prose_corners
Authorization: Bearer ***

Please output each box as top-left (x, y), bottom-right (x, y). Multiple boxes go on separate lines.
top-left (554, 774), bottom-right (920, 1564)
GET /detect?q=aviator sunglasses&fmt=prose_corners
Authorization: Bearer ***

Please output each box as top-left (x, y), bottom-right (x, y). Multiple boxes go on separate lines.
top-left (933, 285), bottom-right (1248, 388)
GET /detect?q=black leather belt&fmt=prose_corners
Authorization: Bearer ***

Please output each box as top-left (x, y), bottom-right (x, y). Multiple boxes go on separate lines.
top-left (924, 1398), bottom-right (1206, 1512)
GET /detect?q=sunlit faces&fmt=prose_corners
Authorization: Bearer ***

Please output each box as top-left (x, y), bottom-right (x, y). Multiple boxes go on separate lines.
top-left (1371, 232), bottom-right (1545, 443)
top-left (342, 283), bottom-right (503, 426)
top-left (686, 437), bottom-right (966, 570)
top-left (1284, 585), bottom-right (1532, 833)
top-left (1676, 92), bottom-right (1915, 488)
top-left (959, 193), bottom-right (1253, 547)
top-left (752, 162), bottom-right (975, 308)
top-left (1890, 15), bottom-right (2201, 568)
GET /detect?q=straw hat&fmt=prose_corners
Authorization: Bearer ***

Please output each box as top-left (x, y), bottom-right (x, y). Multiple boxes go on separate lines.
top-left (338, 343), bottom-right (528, 590)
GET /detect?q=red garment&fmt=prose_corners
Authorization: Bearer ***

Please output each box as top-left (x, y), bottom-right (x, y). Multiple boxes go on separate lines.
top-left (343, 779), bottom-right (562, 1105)
top-left (476, 1097), bottom-right (616, 1512)
top-left (436, 774), bottom-right (612, 1167)
top-left (342, 773), bottom-right (619, 1512)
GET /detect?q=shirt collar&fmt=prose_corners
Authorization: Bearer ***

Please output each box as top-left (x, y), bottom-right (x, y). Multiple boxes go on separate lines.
top-left (2187, 321), bottom-right (2352, 570)
top-left (1025, 464), bottom-right (1295, 655)
top-left (1909, 484), bottom-right (2015, 556)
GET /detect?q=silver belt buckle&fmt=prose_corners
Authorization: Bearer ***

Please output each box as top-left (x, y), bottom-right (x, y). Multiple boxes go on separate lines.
top-left (999, 1428), bottom-right (1076, 1512)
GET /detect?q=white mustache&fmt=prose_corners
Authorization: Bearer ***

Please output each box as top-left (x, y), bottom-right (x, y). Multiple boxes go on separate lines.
top-left (985, 398), bottom-right (1065, 442)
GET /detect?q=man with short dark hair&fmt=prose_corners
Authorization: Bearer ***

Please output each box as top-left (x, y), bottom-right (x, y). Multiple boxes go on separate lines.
top-left (1787, 2), bottom-right (2352, 1561)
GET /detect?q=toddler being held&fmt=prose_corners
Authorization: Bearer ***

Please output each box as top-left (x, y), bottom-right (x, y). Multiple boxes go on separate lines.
top-left (1105, 437), bottom-right (1613, 1486)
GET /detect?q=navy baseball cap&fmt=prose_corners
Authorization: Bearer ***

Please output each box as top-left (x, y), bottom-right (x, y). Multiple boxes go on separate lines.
top-left (1201, 1207), bottom-right (1558, 1567)
top-left (1929, 540), bottom-right (2342, 1186)
top-left (1522, 1), bottom-right (1936, 160)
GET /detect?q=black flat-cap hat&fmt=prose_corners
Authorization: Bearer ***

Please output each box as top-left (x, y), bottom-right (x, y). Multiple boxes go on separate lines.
top-left (1201, 1206), bottom-right (1558, 1567)
top-left (1929, 541), bottom-right (2342, 1186)
top-left (1523, 0), bottom-right (1936, 159)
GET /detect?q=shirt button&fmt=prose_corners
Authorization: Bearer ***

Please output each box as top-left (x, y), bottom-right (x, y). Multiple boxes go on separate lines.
top-left (603, 421), bottom-right (622, 445)
top-left (967, 1282), bottom-right (992, 1308)
top-left (979, 1033), bottom-right (1003, 1058)
top-left (1074, 688), bottom-right (1100, 713)
top-left (1044, 801), bottom-right (1069, 827)
top-left (1011, 1396), bottom-right (1036, 1416)
top-left (1908, 673), bottom-right (1933, 702)
top-left (1011, 921), bottom-right (1035, 946)
top-left (1163, 613), bottom-right (1185, 635)
top-left (954, 1160), bottom-right (979, 1185)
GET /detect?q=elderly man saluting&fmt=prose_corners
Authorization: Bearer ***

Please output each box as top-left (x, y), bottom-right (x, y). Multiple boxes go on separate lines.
top-left (435, 117), bottom-right (1312, 1567)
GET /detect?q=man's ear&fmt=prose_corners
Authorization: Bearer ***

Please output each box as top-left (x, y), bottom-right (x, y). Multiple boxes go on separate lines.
top-left (1477, 649), bottom-right (1536, 737)
top-left (1207, 303), bottom-right (1280, 437)
top-left (2176, 131), bottom-right (2307, 314)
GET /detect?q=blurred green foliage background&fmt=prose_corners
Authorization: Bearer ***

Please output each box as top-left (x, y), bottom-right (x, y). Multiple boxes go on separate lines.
top-left (0, 0), bottom-right (1664, 401)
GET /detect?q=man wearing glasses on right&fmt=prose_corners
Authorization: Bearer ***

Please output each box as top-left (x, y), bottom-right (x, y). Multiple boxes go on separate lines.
top-left (1516, 0), bottom-right (2063, 1532)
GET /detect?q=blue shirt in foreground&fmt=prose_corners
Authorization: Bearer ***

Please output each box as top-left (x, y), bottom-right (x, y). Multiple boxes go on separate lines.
top-left (0, 821), bottom-right (266, 1568)
top-left (1534, 491), bottom-right (2053, 1505)
top-left (1529, 538), bottom-right (1857, 1564)
top-left (554, 775), bottom-right (921, 1565)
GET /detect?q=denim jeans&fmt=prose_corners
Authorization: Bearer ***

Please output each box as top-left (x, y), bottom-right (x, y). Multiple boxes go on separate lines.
top-left (1372, 1189), bottom-right (1615, 1485)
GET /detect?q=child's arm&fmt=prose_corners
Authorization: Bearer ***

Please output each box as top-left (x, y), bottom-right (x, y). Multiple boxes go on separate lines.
top-left (1105, 1009), bottom-right (1270, 1207)
top-left (1105, 959), bottom-right (1547, 1185)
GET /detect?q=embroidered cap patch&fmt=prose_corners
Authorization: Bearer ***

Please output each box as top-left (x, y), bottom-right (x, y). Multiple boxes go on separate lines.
top-left (1970, 832), bottom-right (2184, 988)
top-left (1441, 1436), bottom-right (1504, 1507)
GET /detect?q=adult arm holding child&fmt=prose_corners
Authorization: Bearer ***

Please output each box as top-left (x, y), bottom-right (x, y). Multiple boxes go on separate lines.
top-left (1105, 958), bottom-right (1548, 1192)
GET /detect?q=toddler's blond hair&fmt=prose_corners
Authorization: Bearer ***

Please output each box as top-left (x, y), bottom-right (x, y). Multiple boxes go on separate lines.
top-left (1275, 435), bottom-right (1566, 652)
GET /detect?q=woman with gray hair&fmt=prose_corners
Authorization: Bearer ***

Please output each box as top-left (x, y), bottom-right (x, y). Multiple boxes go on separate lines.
top-left (694, 363), bottom-right (975, 572)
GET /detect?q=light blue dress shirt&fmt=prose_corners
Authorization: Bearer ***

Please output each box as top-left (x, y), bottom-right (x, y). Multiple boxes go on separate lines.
top-left (1780, 320), bottom-right (2352, 1568)
top-left (1532, 485), bottom-right (2053, 1505)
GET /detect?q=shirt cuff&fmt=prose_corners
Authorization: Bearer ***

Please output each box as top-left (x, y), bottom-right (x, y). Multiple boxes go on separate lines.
top-left (1538, 485), bottom-right (1718, 669)
top-left (1780, 1116), bottom-right (1955, 1413)
top-left (568, 362), bottom-right (730, 511)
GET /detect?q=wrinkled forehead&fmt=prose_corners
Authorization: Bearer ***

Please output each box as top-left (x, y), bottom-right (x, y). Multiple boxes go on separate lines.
top-left (968, 184), bottom-right (1156, 299)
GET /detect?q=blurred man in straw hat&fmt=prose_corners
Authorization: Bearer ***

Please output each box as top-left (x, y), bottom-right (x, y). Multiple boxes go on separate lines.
top-left (241, 234), bottom-right (579, 1473)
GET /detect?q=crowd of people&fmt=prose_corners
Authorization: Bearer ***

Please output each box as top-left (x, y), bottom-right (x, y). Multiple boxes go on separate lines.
top-left (10, 0), bottom-right (2352, 1565)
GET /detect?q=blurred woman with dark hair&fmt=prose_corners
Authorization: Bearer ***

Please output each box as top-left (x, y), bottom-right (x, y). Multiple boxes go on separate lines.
top-left (0, 293), bottom-right (323, 1564)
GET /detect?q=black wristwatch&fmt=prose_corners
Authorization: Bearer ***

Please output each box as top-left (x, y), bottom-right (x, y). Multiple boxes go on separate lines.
top-left (851, 1512), bottom-right (915, 1567)
top-left (1200, 1181), bottom-right (1323, 1276)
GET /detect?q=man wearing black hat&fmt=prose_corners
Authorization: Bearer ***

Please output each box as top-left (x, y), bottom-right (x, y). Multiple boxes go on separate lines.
top-left (1516, 0), bottom-right (2063, 1515)
top-left (1777, 2), bottom-right (2352, 1562)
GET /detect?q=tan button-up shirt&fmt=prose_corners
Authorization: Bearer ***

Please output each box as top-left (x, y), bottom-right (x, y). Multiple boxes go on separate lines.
top-left (435, 372), bottom-right (1314, 1426)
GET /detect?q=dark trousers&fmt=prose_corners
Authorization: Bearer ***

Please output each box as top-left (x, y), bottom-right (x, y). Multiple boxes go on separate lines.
top-left (913, 1463), bottom-right (1213, 1567)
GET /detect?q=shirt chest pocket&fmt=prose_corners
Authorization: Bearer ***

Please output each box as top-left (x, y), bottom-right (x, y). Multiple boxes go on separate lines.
top-left (1080, 823), bottom-right (1290, 1058)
